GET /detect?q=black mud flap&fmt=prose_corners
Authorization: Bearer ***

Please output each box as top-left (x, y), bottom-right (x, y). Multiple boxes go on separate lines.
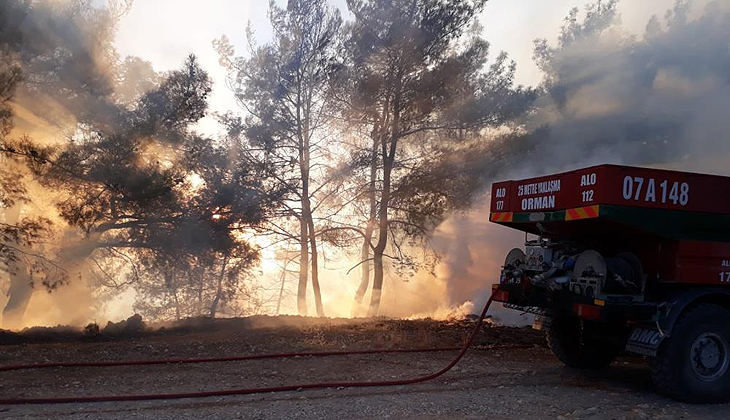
top-left (532, 314), bottom-right (553, 331)
top-left (625, 326), bottom-right (665, 357)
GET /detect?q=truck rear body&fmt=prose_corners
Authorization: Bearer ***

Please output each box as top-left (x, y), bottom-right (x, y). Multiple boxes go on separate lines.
top-left (489, 164), bottom-right (730, 358)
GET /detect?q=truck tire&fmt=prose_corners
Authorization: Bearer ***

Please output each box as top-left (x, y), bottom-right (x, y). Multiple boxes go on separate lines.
top-left (547, 316), bottom-right (620, 369)
top-left (651, 303), bottom-right (730, 403)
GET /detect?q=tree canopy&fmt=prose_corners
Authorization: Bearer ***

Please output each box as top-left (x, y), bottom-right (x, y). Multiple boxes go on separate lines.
top-left (14, 0), bottom-right (711, 326)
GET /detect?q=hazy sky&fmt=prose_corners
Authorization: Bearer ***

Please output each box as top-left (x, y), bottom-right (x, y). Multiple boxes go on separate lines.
top-left (115, 0), bottom-right (681, 135)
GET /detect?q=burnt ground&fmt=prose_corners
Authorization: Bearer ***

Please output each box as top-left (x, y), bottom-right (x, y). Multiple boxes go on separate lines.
top-left (1, 316), bottom-right (730, 419)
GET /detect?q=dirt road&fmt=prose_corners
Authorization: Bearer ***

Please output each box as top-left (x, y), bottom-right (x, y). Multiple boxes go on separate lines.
top-left (1, 316), bottom-right (729, 419)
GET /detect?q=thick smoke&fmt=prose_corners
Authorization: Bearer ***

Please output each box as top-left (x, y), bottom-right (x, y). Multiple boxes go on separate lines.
top-left (528, 0), bottom-right (730, 172)
top-left (422, 203), bottom-right (532, 325)
top-left (0, 0), bottom-right (136, 329)
top-left (5, 0), bottom-right (730, 327)
top-left (2, 0), bottom-right (129, 137)
top-left (427, 0), bottom-right (730, 324)
top-left (297, 1), bottom-right (730, 324)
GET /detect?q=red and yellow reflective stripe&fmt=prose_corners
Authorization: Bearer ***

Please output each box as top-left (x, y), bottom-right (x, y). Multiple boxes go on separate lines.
top-left (490, 212), bottom-right (513, 223)
top-left (565, 205), bottom-right (600, 221)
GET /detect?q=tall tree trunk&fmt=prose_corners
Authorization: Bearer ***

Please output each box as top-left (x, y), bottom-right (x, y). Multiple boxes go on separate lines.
top-left (296, 80), bottom-right (310, 316)
top-left (303, 82), bottom-right (325, 318)
top-left (369, 152), bottom-right (394, 316)
top-left (369, 79), bottom-right (401, 317)
top-left (368, 172), bottom-right (389, 316)
top-left (297, 212), bottom-right (309, 316)
top-left (209, 255), bottom-right (228, 318)
top-left (369, 252), bottom-right (385, 317)
top-left (353, 134), bottom-right (379, 315)
top-left (306, 215), bottom-right (324, 317)
top-left (1, 205), bottom-right (34, 330)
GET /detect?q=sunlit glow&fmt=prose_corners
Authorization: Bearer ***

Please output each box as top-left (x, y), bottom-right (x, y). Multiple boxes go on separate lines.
top-left (3, 0), bottom-right (706, 331)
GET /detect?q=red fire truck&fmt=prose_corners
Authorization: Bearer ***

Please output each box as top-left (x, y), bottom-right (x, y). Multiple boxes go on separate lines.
top-left (490, 164), bottom-right (730, 403)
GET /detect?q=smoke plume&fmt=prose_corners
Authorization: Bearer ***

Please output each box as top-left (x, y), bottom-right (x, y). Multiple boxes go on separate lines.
top-left (0, 0), bottom-right (135, 328)
top-left (423, 0), bottom-right (730, 324)
top-left (5, 0), bottom-right (730, 328)
top-left (528, 0), bottom-right (730, 172)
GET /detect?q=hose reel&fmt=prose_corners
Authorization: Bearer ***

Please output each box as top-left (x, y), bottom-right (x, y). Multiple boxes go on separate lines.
top-left (571, 250), bottom-right (642, 297)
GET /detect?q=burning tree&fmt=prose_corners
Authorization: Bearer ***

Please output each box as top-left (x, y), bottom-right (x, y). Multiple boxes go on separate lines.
top-left (0, 0), bottom-right (132, 327)
top-left (24, 54), bottom-right (278, 313)
top-left (2, 29), bottom-right (279, 325)
top-left (215, 0), bottom-right (344, 316)
top-left (341, 0), bottom-right (535, 315)
top-left (0, 0), bottom-right (544, 325)
top-left (132, 241), bottom-right (263, 321)
top-left (0, 57), bottom-right (61, 328)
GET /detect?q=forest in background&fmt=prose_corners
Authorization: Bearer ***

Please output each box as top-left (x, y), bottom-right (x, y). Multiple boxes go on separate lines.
top-left (1, 0), bottom-right (729, 328)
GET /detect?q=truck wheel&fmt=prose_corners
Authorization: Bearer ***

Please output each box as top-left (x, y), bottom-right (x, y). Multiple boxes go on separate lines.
top-left (652, 303), bottom-right (730, 403)
top-left (547, 316), bottom-right (620, 369)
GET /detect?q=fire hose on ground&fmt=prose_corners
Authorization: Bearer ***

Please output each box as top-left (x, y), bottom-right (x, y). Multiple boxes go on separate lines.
top-left (0, 292), bottom-right (527, 405)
